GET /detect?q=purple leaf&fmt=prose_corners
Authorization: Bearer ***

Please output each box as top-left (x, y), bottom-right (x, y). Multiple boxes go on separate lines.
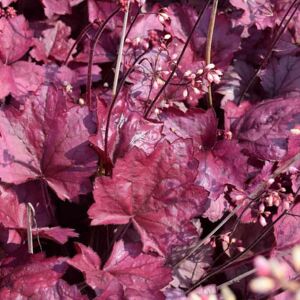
top-left (75, 32), bottom-right (118, 64)
top-left (164, 4), bottom-right (241, 68)
top-left (0, 87), bottom-right (97, 200)
top-left (35, 227), bottom-right (78, 244)
top-left (223, 100), bottom-right (252, 132)
top-left (159, 107), bottom-right (217, 149)
top-left (0, 15), bottom-right (33, 64)
top-left (68, 241), bottom-right (172, 299)
top-left (30, 21), bottom-right (76, 63)
top-left (88, 0), bottom-right (119, 24)
top-left (0, 254), bottom-right (85, 299)
top-left (195, 140), bottom-right (248, 202)
top-left (260, 56), bottom-right (300, 98)
top-left (0, 63), bottom-right (13, 99)
top-left (41, 0), bottom-right (72, 18)
top-left (90, 93), bottom-right (163, 163)
top-left (103, 241), bottom-right (172, 298)
top-left (0, 61), bottom-right (44, 100)
top-left (230, 0), bottom-right (300, 35)
top-left (229, 0), bottom-right (275, 30)
top-left (233, 98), bottom-right (300, 161)
top-left (127, 3), bottom-right (164, 40)
top-left (0, 185), bottom-right (26, 229)
top-left (273, 203), bottom-right (300, 250)
top-left (218, 61), bottom-right (256, 104)
top-left (89, 140), bottom-right (208, 255)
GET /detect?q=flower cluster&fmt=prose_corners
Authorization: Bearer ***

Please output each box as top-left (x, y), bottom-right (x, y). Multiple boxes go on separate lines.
top-left (0, 6), bottom-right (16, 18)
top-left (182, 63), bottom-right (223, 104)
top-left (250, 245), bottom-right (300, 298)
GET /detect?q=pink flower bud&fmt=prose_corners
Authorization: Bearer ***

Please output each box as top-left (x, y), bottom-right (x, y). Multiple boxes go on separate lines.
top-left (258, 203), bottom-right (265, 213)
top-left (183, 89), bottom-right (188, 98)
top-left (259, 215), bottom-right (267, 227)
top-left (141, 40), bottom-right (149, 50)
top-left (207, 73), bottom-right (214, 83)
top-left (78, 98), bottom-right (85, 106)
top-left (158, 8), bottom-right (171, 26)
top-left (250, 277), bottom-right (275, 293)
top-left (164, 33), bottom-right (172, 40)
top-left (269, 259), bottom-right (287, 280)
top-left (205, 63), bottom-right (215, 70)
top-left (273, 198), bottom-right (280, 207)
top-left (215, 69), bottom-right (223, 76)
top-left (211, 73), bottom-right (221, 84)
top-left (286, 193), bottom-right (294, 203)
top-left (292, 245), bottom-right (300, 272)
top-left (0, 8), bottom-right (5, 18)
top-left (132, 37), bottom-right (141, 47)
top-left (254, 256), bottom-right (271, 276)
top-left (234, 194), bottom-right (245, 201)
top-left (6, 6), bottom-right (17, 18)
top-left (283, 200), bottom-right (290, 210)
top-left (265, 196), bottom-right (273, 207)
top-left (288, 166), bottom-right (299, 174)
top-left (192, 87), bottom-right (201, 95)
top-left (197, 68), bottom-right (204, 75)
top-left (184, 70), bottom-right (192, 77)
top-left (264, 211), bottom-right (271, 217)
top-left (224, 131), bottom-right (233, 140)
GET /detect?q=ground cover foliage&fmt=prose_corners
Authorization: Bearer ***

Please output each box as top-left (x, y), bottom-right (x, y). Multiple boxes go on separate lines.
top-left (0, 0), bottom-right (299, 299)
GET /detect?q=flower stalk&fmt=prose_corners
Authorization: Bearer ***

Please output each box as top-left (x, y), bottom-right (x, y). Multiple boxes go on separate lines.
top-left (112, 0), bottom-right (131, 96)
top-left (206, 0), bottom-right (218, 107)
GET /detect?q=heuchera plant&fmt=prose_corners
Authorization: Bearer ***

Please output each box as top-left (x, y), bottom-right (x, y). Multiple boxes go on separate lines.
top-left (0, 0), bottom-right (299, 299)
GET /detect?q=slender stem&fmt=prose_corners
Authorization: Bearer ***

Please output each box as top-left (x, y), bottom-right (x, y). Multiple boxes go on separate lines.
top-left (217, 269), bottom-right (256, 289)
top-left (26, 203), bottom-right (34, 254)
top-left (206, 0), bottom-right (218, 107)
top-left (144, 1), bottom-right (211, 118)
top-left (112, 1), bottom-right (131, 96)
top-left (86, 8), bottom-right (121, 109)
top-left (237, 0), bottom-right (300, 104)
top-left (64, 23), bottom-right (94, 65)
